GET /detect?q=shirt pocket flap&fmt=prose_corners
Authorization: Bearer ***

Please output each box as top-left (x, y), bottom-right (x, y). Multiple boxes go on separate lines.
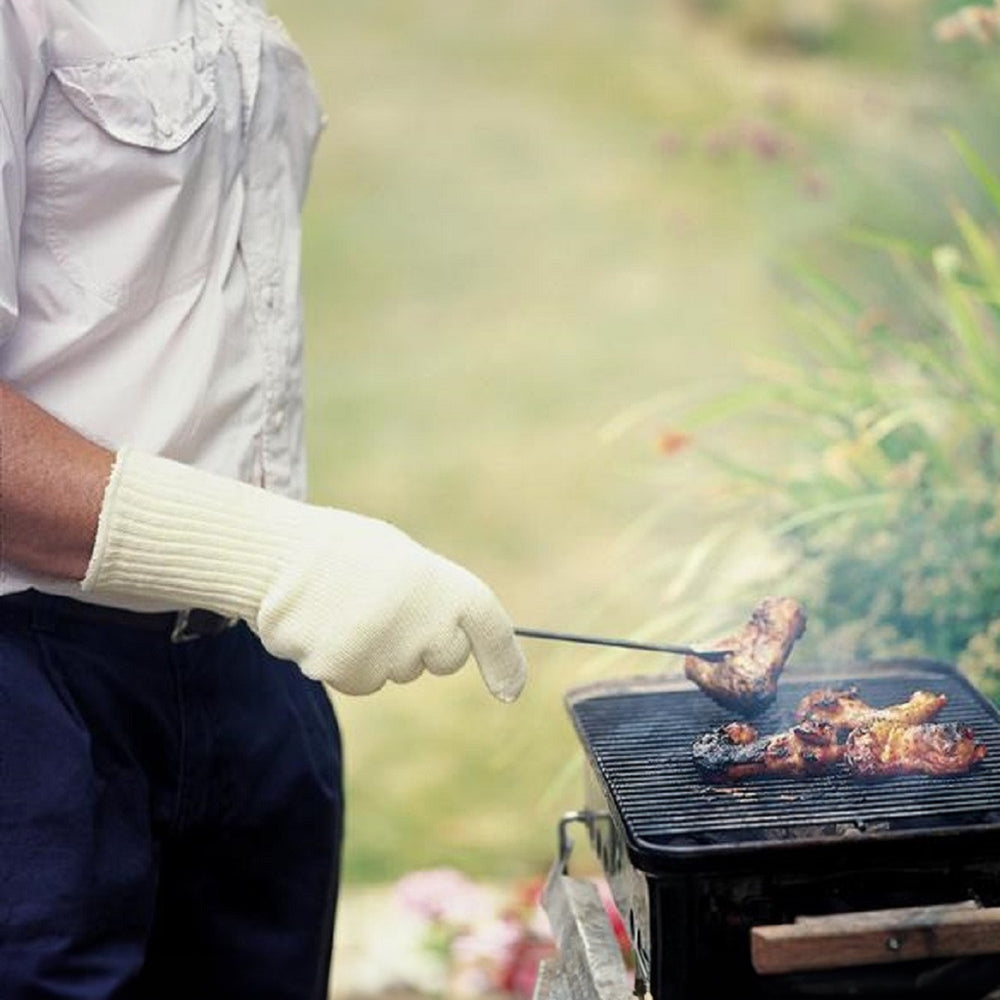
top-left (52, 35), bottom-right (217, 153)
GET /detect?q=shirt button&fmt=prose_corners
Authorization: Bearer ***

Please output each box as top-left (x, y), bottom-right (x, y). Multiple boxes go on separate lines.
top-left (157, 116), bottom-right (175, 138)
top-left (263, 286), bottom-right (276, 310)
top-left (271, 408), bottom-right (285, 430)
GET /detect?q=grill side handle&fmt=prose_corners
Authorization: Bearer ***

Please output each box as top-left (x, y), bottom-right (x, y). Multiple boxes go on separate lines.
top-left (533, 811), bottom-right (642, 1000)
top-left (751, 901), bottom-right (1000, 975)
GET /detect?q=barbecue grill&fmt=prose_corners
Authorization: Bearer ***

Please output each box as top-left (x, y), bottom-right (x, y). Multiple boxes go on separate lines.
top-left (534, 658), bottom-right (1000, 1000)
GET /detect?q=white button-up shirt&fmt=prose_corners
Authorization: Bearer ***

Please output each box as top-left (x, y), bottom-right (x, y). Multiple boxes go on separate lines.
top-left (0, 0), bottom-right (325, 598)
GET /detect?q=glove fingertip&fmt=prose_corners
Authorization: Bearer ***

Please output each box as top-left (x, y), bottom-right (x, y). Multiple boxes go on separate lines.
top-left (452, 576), bottom-right (527, 701)
top-left (490, 676), bottom-right (525, 703)
top-left (480, 643), bottom-right (528, 703)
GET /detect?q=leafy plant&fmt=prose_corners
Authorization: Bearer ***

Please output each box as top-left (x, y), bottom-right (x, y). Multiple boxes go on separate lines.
top-left (681, 0), bottom-right (929, 59)
top-left (676, 133), bottom-right (1000, 701)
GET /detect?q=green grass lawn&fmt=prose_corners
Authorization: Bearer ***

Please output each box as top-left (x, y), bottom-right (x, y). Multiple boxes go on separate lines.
top-left (270, 0), bottom-right (994, 882)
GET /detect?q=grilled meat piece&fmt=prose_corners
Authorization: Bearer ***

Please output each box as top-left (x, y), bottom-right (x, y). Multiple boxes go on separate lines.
top-left (684, 596), bottom-right (806, 715)
top-left (795, 687), bottom-right (947, 735)
top-left (693, 718), bottom-right (841, 782)
top-left (845, 719), bottom-right (987, 778)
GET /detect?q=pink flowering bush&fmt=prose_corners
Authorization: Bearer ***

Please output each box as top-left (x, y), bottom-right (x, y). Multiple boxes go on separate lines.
top-left (392, 868), bottom-right (632, 997)
top-left (393, 868), bottom-right (553, 997)
top-left (394, 868), bottom-right (498, 927)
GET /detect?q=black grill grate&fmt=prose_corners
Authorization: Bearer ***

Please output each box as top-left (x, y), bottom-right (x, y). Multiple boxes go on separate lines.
top-left (568, 661), bottom-right (1000, 855)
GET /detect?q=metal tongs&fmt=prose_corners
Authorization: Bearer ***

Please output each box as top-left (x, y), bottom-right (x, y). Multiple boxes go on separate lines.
top-left (515, 626), bottom-right (732, 662)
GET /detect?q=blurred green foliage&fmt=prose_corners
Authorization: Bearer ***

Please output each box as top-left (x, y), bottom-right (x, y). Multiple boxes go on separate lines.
top-left (681, 0), bottom-right (987, 64)
top-left (676, 132), bottom-right (1000, 702)
top-left (272, 0), bottom-right (1000, 881)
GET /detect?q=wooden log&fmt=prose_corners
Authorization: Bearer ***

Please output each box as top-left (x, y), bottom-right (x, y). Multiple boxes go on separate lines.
top-left (751, 901), bottom-right (1000, 975)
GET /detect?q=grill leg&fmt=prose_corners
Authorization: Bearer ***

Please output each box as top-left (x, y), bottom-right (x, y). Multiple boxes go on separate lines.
top-left (538, 812), bottom-right (634, 1000)
top-left (532, 957), bottom-right (573, 1000)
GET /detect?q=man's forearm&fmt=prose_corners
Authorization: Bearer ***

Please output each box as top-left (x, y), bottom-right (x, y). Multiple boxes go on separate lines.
top-left (0, 380), bottom-right (113, 580)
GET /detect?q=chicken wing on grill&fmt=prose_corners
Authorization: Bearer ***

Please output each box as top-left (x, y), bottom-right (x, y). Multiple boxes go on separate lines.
top-left (692, 718), bottom-right (842, 782)
top-left (845, 719), bottom-right (987, 778)
top-left (795, 687), bottom-right (947, 735)
top-left (684, 596), bottom-right (806, 716)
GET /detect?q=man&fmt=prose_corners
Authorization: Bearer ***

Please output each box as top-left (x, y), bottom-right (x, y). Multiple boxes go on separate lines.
top-left (0, 2), bottom-right (527, 997)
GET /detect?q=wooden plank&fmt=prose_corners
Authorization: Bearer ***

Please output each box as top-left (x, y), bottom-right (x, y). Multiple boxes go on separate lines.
top-left (751, 902), bottom-right (1000, 975)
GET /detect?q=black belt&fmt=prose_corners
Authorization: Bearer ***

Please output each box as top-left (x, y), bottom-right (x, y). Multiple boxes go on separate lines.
top-left (0, 590), bottom-right (238, 643)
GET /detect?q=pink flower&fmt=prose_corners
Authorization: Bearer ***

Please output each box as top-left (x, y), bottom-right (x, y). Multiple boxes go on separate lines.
top-left (449, 917), bottom-right (523, 997)
top-left (452, 916), bottom-right (522, 966)
top-left (497, 932), bottom-right (556, 997)
top-left (393, 868), bottom-right (495, 926)
top-left (389, 868), bottom-right (567, 997)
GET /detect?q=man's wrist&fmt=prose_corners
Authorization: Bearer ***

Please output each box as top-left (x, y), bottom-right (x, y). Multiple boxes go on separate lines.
top-left (0, 381), bottom-right (115, 580)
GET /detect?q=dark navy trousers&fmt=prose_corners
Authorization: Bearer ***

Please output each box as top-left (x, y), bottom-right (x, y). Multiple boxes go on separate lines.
top-left (0, 591), bottom-right (343, 999)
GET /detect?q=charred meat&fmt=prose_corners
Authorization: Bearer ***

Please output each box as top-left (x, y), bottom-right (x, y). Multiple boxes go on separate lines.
top-left (845, 719), bottom-right (987, 778)
top-left (693, 718), bottom-right (842, 782)
top-left (795, 687), bottom-right (947, 735)
top-left (684, 596), bottom-right (806, 715)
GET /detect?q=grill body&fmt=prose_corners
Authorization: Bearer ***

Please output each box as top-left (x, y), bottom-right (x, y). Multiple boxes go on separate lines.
top-left (567, 660), bottom-right (1000, 999)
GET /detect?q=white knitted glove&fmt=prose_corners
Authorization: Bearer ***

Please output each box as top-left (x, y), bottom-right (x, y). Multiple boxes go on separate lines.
top-left (81, 449), bottom-right (527, 700)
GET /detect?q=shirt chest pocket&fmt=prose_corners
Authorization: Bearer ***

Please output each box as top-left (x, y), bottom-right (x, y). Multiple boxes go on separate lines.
top-left (37, 35), bottom-right (236, 309)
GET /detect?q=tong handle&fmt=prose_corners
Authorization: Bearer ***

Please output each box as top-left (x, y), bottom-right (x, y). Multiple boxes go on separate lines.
top-left (514, 627), bottom-right (731, 662)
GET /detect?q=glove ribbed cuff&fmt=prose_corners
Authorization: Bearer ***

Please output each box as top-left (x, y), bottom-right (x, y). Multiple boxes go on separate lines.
top-left (81, 448), bottom-right (298, 623)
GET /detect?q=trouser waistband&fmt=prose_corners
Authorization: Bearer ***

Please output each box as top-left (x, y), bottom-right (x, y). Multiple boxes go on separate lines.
top-left (0, 590), bottom-right (237, 643)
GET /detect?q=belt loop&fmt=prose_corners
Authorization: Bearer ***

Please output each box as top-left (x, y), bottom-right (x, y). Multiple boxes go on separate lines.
top-left (171, 608), bottom-right (238, 643)
top-left (171, 609), bottom-right (196, 644)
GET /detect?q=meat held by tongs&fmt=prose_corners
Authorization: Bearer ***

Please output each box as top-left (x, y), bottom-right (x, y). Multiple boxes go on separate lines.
top-left (795, 686), bottom-right (948, 735)
top-left (845, 719), bottom-right (987, 778)
top-left (692, 719), bottom-right (842, 782)
top-left (684, 596), bottom-right (807, 716)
